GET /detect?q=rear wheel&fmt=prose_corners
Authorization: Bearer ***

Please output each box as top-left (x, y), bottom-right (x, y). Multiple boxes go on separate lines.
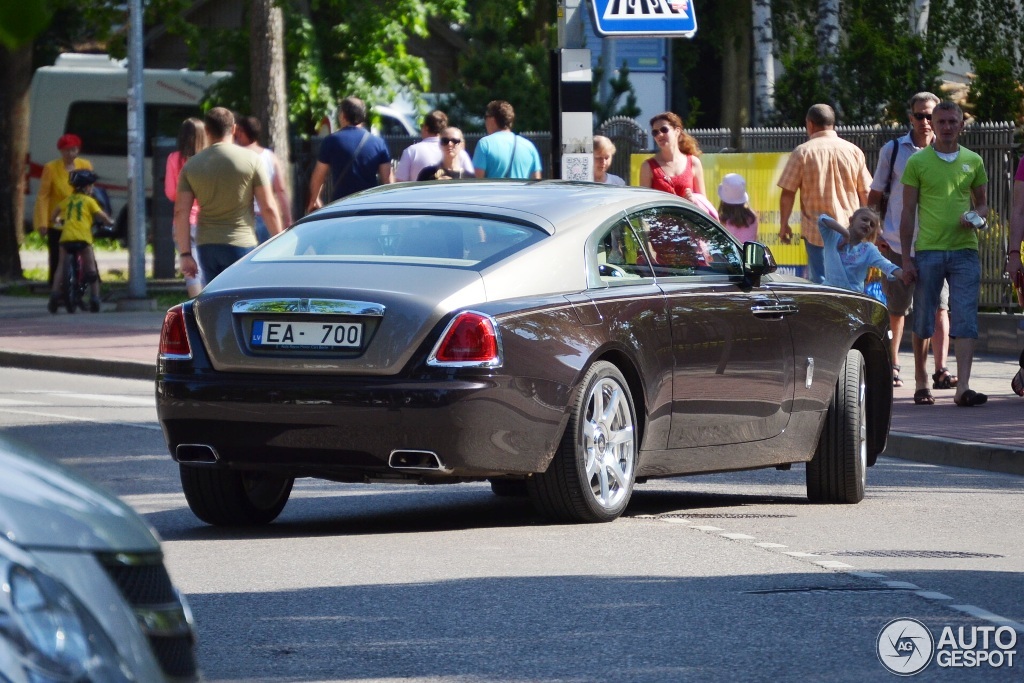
top-left (179, 466), bottom-right (294, 525)
top-left (64, 257), bottom-right (77, 313)
top-left (528, 361), bottom-right (637, 523)
top-left (807, 349), bottom-right (867, 503)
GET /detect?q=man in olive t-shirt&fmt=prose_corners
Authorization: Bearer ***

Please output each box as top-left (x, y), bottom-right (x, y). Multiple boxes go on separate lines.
top-left (173, 107), bottom-right (282, 287)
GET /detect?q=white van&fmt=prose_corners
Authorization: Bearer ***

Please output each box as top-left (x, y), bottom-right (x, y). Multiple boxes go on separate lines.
top-left (27, 53), bottom-right (228, 233)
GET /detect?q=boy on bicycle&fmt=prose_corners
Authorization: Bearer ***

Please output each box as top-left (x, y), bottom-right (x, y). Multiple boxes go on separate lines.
top-left (47, 170), bottom-right (112, 313)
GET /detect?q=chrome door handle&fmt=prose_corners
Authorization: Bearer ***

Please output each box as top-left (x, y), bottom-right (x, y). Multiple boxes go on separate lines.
top-left (751, 304), bottom-right (798, 318)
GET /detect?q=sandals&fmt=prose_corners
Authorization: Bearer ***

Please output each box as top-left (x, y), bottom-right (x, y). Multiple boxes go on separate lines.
top-left (913, 389), bottom-right (935, 405)
top-left (954, 390), bottom-right (988, 407)
top-left (892, 364), bottom-right (903, 388)
top-left (932, 367), bottom-right (958, 389)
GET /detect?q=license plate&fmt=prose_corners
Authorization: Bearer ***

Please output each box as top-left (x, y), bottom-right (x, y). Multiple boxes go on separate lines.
top-left (251, 320), bottom-right (363, 349)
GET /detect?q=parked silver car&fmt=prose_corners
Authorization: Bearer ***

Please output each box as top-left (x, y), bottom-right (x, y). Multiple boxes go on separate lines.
top-left (0, 436), bottom-right (197, 682)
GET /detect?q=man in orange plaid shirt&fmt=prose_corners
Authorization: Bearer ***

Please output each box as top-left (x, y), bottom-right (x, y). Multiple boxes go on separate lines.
top-left (777, 104), bottom-right (871, 284)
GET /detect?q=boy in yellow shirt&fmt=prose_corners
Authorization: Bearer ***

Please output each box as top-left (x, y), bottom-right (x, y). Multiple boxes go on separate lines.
top-left (47, 170), bottom-right (112, 313)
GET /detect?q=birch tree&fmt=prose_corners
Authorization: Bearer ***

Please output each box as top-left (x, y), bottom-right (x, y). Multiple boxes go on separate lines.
top-left (909, 0), bottom-right (929, 35)
top-left (815, 0), bottom-right (840, 103)
top-left (751, 0), bottom-right (776, 124)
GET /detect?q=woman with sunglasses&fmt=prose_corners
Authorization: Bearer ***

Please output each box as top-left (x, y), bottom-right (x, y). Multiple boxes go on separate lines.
top-left (639, 112), bottom-right (706, 201)
top-left (418, 128), bottom-right (473, 180)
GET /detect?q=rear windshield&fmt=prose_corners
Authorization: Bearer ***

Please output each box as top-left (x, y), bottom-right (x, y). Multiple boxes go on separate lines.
top-left (252, 213), bottom-right (542, 267)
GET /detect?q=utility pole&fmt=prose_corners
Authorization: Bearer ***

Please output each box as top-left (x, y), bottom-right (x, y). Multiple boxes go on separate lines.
top-left (554, 0), bottom-right (594, 181)
top-left (121, 0), bottom-right (152, 309)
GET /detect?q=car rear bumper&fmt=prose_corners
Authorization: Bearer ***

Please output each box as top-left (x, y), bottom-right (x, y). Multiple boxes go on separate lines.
top-left (156, 372), bottom-right (570, 478)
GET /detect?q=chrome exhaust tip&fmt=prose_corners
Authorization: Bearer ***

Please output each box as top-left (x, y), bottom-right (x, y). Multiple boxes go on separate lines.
top-left (388, 449), bottom-right (445, 471)
top-left (174, 444), bottom-right (220, 464)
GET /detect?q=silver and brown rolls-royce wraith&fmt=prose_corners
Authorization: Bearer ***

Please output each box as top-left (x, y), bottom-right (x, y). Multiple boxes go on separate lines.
top-left (156, 181), bottom-right (892, 525)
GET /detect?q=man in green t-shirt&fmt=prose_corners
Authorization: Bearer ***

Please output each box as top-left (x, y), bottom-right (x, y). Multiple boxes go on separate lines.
top-left (173, 107), bottom-right (282, 287)
top-left (899, 101), bottom-right (989, 407)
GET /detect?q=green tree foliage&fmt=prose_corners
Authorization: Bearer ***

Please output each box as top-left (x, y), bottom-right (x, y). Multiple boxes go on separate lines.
top-left (771, 0), bottom-right (944, 125)
top-left (156, 0), bottom-right (466, 137)
top-left (593, 58), bottom-right (641, 124)
top-left (442, 0), bottom-right (556, 132)
top-left (930, 0), bottom-right (1024, 123)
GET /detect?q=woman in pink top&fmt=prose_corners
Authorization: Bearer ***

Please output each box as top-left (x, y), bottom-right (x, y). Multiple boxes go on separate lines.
top-left (717, 173), bottom-right (759, 243)
top-left (165, 118), bottom-right (207, 296)
top-left (639, 111), bottom-right (706, 202)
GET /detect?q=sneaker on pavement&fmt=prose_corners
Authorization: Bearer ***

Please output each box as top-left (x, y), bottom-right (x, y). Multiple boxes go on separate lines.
top-left (89, 298), bottom-right (100, 313)
top-left (1012, 368), bottom-right (1024, 397)
top-left (46, 295), bottom-right (59, 314)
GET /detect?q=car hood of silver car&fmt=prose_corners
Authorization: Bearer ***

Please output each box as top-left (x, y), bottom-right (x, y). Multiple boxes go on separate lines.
top-left (0, 436), bottom-right (159, 552)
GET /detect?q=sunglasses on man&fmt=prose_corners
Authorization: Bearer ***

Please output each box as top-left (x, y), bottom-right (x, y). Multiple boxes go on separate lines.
top-left (911, 112), bottom-right (932, 121)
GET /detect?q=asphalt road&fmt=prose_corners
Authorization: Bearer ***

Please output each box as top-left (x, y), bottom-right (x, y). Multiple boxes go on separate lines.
top-left (1, 366), bottom-right (1021, 682)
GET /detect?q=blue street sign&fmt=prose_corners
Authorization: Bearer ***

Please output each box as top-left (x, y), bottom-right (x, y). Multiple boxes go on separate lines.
top-left (589, 0), bottom-right (697, 37)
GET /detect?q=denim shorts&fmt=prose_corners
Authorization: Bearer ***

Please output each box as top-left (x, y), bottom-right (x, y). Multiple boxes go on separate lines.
top-left (913, 249), bottom-right (980, 339)
top-left (878, 245), bottom-right (948, 316)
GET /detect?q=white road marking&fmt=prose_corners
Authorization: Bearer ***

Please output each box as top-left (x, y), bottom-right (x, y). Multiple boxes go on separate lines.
top-left (720, 533), bottom-right (756, 540)
top-left (882, 580), bottom-right (921, 590)
top-left (689, 525), bottom-right (723, 531)
top-left (783, 551), bottom-right (820, 558)
top-left (0, 398), bottom-right (45, 406)
top-left (0, 407), bottom-right (161, 431)
top-left (947, 605), bottom-right (1024, 634)
top-left (659, 517), bottom-right (691, 524)
top-left (814, 560), bottom-right (855, 569)
top-left (18, 390), bottom-right (153, 407)
top-left (754, 542), bottom-right (788, 548)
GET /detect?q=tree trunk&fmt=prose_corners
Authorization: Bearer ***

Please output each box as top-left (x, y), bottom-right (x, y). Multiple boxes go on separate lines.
top-left (0, 44), bottom-right (32, 281)
top-left (720, 0), bottom-right (752, 146)
top-left (910, 0), bottom-right (929, 36)
top-left (752, 0), bottom-right (776, 124)
top-left (816, 0), bottom-right (840, 103)
top-left (250, 0), bottom-right (292, 209)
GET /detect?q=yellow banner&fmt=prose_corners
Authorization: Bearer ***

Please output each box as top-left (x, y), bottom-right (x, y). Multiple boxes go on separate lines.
top-left (630, 153), bottom-right (807, 270)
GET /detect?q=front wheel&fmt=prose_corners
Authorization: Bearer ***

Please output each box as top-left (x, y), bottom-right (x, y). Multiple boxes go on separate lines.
top-left (806, 349), bottom-right (867, 503)
top-left (180, 466), bottom-right (294, 525)
top-left (528, 361), bottom-right (638, 523)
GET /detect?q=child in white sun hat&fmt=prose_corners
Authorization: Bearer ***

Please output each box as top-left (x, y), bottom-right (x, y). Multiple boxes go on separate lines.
top-left (717, 173), bottom-right (759, 243)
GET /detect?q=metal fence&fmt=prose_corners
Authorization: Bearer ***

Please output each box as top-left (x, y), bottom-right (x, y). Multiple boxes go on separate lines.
top-left (290, 121), bottom-right (1020, 309)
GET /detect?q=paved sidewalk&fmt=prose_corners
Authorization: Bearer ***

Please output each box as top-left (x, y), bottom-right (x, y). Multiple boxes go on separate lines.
top-left (0, 293), bottom-right (1022, 476)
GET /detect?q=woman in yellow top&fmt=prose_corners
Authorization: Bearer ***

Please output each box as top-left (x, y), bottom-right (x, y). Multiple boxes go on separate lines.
top-left (34, 134), bottom-right (93, 285)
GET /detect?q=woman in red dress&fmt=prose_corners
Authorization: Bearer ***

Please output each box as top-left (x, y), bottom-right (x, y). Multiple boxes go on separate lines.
top-left (639, 111), bottom-right (706, 201)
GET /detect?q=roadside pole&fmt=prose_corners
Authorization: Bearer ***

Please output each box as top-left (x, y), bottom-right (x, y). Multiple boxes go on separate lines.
top-left (120, 0), bottom-right (155, 310)
top-left (553, 0), bottom-right (594, 181)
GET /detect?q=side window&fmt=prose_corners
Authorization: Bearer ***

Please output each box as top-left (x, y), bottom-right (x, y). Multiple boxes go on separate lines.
top-left (594, 218), bottom-right (655, 284)
top-left (66, 102), bottom-right (201, 156)
top-left (628, 207), bottom-right (743, 278)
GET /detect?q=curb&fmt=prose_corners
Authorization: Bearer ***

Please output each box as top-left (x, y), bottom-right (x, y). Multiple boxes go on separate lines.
top-left (885, 432), bottom-right (1024, 477)
top-left (0, 350), bottom-right (154, 381)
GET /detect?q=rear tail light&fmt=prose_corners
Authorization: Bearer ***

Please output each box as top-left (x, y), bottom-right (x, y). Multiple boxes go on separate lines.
top-left (159, 304), bottom-right (193, 359)
top-left (428, 311), bottom-right (502, 367)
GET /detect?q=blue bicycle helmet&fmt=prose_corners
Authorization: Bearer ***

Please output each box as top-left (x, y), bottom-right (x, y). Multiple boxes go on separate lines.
top-left (70, 169), bottom-right (98, 189)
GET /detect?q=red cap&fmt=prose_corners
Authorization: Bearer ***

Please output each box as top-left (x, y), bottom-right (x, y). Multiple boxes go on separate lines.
top-left (57, 134), bottom-right (82, 150)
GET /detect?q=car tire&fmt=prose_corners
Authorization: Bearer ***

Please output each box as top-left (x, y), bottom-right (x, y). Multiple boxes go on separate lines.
top-left (806, 349), bottom-right (867, 504)
top-left (179, 465), bottom-right (294, 525)
top-left (528, 361), bottom-right (637, 523)
top-left (488, 478), bottom-right (528, 497)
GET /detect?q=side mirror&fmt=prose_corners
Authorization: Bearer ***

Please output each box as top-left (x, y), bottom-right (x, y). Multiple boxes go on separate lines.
top-left (743, 241), bottom-right (777, 288)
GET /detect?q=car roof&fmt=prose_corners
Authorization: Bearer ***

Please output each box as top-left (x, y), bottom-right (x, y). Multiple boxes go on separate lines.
top-left (309, 180), bottom-right (695, 236)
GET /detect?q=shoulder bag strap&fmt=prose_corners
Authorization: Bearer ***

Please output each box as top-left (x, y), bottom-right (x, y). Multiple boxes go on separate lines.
top-left (503, 134), bottom-right (520, 179)
top-left (332, 129), bottom-right (371, 196)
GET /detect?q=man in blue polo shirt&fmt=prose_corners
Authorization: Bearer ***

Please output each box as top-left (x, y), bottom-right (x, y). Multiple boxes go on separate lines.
top-left (473, 100), bottom-right (542, 180)
top-left (306, 97), bottom-right (392, 212)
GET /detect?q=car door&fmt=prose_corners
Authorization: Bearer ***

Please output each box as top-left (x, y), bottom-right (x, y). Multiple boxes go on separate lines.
top-left (627, 206), bottom-right (795, 449)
